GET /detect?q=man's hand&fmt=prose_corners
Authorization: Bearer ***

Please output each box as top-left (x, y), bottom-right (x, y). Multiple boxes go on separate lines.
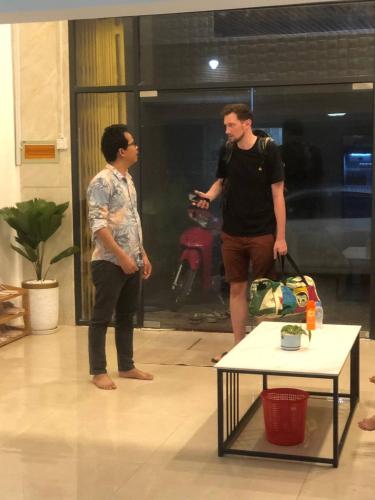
top-left (273, 238), bottom-right (287, 259)
top-left (118, 252), bottom-right (139, 274)
top-left (193, 190), bottom-right (211, 209)
top-left (142, 253), bottom-right (152, 280)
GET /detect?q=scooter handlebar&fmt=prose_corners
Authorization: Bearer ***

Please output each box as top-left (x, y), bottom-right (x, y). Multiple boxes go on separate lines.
top-left (187, 207), bottom-right (220, 230)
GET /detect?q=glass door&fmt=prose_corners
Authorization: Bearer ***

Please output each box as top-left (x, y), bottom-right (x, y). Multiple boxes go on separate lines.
top-left (140, 89), bottom-right (251, 331)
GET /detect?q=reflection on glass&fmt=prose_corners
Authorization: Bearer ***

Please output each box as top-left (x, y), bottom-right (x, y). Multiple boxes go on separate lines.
top-left (75, 18), bottom-right (133, 87)
top-left (140, 2), bottom-right (375, 87)
top-left (77, 93), bottom-right (130, 320)
top-left (254, 84), bottom-right (373, 328)
top-left (141, 84), bottom-right (373, 331)
top-left (281, 119), bottom-right (323, 192)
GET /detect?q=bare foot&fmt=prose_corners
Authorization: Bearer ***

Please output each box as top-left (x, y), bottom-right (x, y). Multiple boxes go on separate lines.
top-left (358, 416), bottom-right (375, 431)
top-left (92, 374), bottom-right (117, 390)
top-left (211, 352), bottom-right (228, 364)
top-left (369, 376), bottom-right (375, 384)
top-left (119, 367), bottom-right (153, 380)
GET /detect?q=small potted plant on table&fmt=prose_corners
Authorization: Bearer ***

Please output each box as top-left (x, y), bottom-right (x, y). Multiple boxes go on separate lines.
top-left (280, 324), bottom-right (311, 351)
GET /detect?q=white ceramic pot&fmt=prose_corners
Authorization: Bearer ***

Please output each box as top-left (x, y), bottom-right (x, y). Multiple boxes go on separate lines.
top-left (280, 333), bottom-right (301, 351)
top-left (22, 280), bottom-right (59, 334)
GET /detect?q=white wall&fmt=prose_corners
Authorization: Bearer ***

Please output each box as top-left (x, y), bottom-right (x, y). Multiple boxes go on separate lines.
top-left (0, 24), bottom-right (21, 286)
top-left (0, 0), bottom-right (343, 23)
top-left (15, 21), bottom-right (75, 325)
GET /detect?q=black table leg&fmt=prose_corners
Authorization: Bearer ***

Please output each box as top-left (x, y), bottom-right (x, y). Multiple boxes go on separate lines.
top-left (333, 376), bottom-right (339, 467)
top-left (217, 370), bottom-right (224, 456)
top-left (350, 334), bottom-right (360, 412)
top-left (263, 373), bottom-right (268, 390)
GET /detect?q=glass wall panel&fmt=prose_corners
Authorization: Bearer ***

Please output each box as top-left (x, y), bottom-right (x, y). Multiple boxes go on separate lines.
top-left (76, 92), bottom-right (135, 321)
top-left (253, 83), bottom-right (373, 328)
top-left (140, 84), bottom-right (373, 331)
top-left (140, 90), bottom-right (251, 331)
top-left (140, 2), bottom-right (375, 87)
top-left (71, 4), bottom-right (375, 334)
top-left (74, 17), bottom-right (134, 87)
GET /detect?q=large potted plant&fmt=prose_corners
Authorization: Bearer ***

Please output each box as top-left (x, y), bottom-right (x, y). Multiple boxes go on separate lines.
top-left (0, 199), bottom-right (78, 334)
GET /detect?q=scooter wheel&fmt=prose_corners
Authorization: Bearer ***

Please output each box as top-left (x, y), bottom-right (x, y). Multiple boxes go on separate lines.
top-left (170, 262), bottom-right (197, 311)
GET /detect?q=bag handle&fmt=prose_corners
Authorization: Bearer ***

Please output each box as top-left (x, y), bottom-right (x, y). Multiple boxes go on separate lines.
top-left (279, 254), bottom-right (309, 286)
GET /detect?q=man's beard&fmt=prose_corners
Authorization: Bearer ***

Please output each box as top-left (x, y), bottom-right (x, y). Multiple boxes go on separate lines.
top-left (231, 131), bottom-right (245, 144)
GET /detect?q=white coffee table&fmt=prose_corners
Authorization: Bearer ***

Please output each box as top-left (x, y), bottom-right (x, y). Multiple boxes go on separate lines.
top-left (215, 321), bottom-right (361, 467)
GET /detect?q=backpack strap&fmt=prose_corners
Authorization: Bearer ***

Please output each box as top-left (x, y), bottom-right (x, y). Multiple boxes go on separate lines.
top-left (224, 136), bottom-right (272, 165)
top-left (256, 136), bottom-right (272, 158)
top-left (223, 141), bottom-right (233, 165)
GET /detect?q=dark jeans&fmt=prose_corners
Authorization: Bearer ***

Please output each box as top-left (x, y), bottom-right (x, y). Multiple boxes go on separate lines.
top-left (88, 260), bottom-right (140, 375)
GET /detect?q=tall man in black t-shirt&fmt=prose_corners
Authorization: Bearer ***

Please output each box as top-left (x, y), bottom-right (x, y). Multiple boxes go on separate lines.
top-left (195, 104), bottom-right (287, 362)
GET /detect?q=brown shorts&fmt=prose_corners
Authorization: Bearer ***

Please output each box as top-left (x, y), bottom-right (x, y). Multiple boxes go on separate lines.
top-left (221, 232), bottom-right (276, 283)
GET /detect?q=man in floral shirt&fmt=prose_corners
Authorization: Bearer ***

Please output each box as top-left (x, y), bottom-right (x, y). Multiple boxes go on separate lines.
top-left (87, 124), bottom-right (153, 390)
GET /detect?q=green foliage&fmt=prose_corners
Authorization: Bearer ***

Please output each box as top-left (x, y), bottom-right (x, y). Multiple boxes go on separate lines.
top-left (0, 198), bottom-right (79, 280)
top-left (281, 324), bottom-right (311, 341)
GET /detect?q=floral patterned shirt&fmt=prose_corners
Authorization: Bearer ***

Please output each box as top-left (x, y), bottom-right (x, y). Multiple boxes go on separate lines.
top-left (87, 164), bottom-right (143, 267)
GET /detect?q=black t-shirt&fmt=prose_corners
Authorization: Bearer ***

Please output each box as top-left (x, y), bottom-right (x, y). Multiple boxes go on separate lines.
top-left (216, 138), bottom-right (284, 237)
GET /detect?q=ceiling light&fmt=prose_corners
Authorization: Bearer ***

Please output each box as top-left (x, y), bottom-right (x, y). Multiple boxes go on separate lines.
top-left (208, 59), bottom-right (219, 70)
top-left (327, 113), bottom-right (346, 117)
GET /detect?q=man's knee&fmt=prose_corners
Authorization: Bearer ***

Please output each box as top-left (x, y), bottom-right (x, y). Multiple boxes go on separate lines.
top-left (230, 281), bottom-right (248, 298)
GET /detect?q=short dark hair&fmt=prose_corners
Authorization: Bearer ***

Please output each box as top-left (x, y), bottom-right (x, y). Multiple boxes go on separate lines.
top-left (101, 124), bottom-right (129, 163)
top-left (221, 104), bottom-right (253, 123)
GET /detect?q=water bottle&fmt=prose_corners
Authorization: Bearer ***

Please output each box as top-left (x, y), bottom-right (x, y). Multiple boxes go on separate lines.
top-left (315, 301), bottom-right (324, 329)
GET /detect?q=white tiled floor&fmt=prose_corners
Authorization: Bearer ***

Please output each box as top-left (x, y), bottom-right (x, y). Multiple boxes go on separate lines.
top-left (0, 326), bottom-right (374, 499)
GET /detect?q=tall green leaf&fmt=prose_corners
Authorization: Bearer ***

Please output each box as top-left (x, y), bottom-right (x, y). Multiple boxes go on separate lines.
top-left (11, 244), bottom-right (34, 262)
top-left (49, 246), bottom-right (79, 265)
top-left (0, 198), bottom-right (75, 280)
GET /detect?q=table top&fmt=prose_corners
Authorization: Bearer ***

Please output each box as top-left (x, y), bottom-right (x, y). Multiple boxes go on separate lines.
top-left (215, 322), bottom-right (361, 376)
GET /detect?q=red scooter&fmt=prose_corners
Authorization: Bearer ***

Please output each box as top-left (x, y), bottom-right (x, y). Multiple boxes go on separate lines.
top-left (171, 199), bottom-right (222, 310)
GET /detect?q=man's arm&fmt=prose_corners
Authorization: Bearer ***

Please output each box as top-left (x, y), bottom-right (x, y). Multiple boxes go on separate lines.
top-left (271, 181), bottom-right (288, 259)
top-left (95, 227), bottom-right (139, 274)
top-left (194, 178), bottom-right (224, 209)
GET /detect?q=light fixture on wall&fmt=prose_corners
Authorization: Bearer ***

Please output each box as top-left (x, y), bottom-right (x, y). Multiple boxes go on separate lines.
top-left (208, 59), bottom-right (219, 70)
top-left (327, 112), bottom-right (347, 117)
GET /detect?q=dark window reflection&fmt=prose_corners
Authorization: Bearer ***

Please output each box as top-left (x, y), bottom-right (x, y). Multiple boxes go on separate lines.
top-left (140, 84), bottom-right (373, 331)
top-left (287, 189), bottom-right (372, 219)
top-left (281, 119), bottom-right (323, 193)
top-left (140, 2), bottom-right (375, 87)
top-left (254, 84), bottom-right (373, 328)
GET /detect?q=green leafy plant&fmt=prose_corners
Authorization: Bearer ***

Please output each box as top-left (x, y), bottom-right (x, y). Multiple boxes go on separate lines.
top-left (281, 324), bottom-right (311, 341)
top-left (0, 198), bottom-right (79, 281)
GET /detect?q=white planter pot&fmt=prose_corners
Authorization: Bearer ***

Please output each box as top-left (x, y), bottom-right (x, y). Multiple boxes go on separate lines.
top-left (22, 280), bottom-right (59, 334)
top-left (280, 333), bottom-right (301, 351)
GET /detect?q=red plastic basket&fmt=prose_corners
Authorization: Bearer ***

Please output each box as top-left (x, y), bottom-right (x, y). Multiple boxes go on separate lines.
top-left (261, 388), bottom-right (309, 446)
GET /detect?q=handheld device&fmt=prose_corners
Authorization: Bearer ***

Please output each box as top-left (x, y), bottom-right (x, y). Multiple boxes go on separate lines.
top-left (188, 193), bottom-right (210, 204)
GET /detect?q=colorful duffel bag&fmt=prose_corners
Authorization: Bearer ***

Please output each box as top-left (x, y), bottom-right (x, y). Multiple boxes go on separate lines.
top-left (248, 254), bottom-right (320, 317)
